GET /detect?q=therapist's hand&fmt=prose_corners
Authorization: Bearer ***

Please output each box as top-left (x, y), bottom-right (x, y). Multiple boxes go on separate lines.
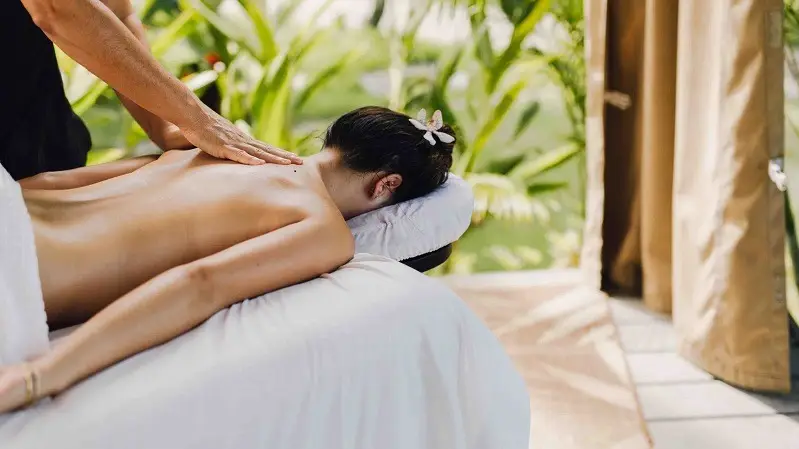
top-left (181, 106), bottom-right (303, 166)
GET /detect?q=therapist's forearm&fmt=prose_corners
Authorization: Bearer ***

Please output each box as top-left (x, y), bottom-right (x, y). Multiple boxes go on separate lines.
top-left (114, 11), bottom-right (192, 150)
top-left (33, 267), bottom-right (219, 397)
top-left (21, 0), bottom-right (208, 130)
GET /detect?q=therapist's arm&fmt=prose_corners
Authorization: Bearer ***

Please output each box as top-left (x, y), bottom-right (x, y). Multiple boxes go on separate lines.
top-left (18, 155), bottom-right (158, 190)
top-left (20, 0), bottom-right (302, 166)
top-left (102, 0), bottom-right (191, 151)
top-left (29, 212), bottom-right (354, 402)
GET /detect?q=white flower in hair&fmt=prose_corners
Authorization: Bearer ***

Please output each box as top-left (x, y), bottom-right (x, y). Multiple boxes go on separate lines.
top-left (409, 109), bottom-right (455, 146)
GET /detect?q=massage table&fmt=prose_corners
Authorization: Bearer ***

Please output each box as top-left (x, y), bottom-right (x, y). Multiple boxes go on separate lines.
top-left (0, 173), bottom-right (531, 449)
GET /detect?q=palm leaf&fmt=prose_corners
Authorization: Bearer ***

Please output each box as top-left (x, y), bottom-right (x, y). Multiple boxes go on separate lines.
top-left (368, 0), bottom-right (387, 27)
top-left (71, 8), bottom-right (197, 115)
top-left (238, 0), bottom-right (278, 63)
top-left (488, 0), bottom-right (551, 91)
top-left (456, 80), bottom-right (526, 175)
top-left (295, 49), bottom-right (363, 111)
top-left (485, 153), bottom-right (526, 175)
top-left (466, 172), bottom-right (545, 224)
top-left (150, 9), bottom-right (199, 57)
top-left (514, 101), bottom-right (540, 138)
top-left (179, 0), bottom-right (260, 56)
top-left (509, 142), bottom-right (582, 181)
top-left (136, 0), bottom-right (158, 17)
top-left (527, 181), bottom-right (569, 195)
top-left (431, 48), bottom-right (464, 125)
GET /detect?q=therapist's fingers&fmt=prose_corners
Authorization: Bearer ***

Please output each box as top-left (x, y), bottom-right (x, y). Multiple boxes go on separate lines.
top-left (238, 143), bottom-right (292, 165)
top-left (222, 146), bottom-right (266, 166)
top-left (252, 140), bottom-right (303, 165)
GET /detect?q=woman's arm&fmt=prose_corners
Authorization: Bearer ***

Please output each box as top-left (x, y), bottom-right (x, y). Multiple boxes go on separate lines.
top-left (30, 212), bottom-right (354, 400)
top-left (18, 155), bottom-right (158, 190)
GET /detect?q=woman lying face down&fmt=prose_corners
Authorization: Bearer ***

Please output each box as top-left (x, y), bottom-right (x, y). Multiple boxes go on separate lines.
top-left (0, 106), bottom-right (455, 413)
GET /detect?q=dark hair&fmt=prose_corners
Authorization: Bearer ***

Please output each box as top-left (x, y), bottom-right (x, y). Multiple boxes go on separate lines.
top-left (324, 106), bottom-right (455, 203)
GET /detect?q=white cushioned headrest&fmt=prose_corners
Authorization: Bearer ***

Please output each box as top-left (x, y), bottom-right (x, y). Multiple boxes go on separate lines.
top-left (346, 174), bottom-right (474, 261)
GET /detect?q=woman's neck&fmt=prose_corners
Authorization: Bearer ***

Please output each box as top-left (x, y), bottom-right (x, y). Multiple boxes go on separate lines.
top-left (302, 151), bottom-right (363, 219)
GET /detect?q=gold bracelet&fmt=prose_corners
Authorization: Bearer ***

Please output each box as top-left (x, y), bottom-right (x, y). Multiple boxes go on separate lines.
top-left (22, 364), bottom-right (34, 405)
top-left (30, 365), bottom-right (40, 404)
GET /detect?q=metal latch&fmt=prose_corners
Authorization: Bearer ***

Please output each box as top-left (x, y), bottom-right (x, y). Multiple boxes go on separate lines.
top-left (769, 157), bottom-right (787, 191)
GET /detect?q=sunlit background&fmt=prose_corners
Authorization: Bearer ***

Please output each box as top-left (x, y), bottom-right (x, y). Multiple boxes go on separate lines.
top-left (58, 0), bottom-right (584, 274)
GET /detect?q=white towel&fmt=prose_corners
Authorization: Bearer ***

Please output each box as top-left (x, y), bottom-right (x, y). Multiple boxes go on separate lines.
top-left (0, 164), bottom-right (49, 365)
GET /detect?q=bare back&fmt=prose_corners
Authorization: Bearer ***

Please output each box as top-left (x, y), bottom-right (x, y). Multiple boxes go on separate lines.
top-left (22, 150), bottom-right (335, 327)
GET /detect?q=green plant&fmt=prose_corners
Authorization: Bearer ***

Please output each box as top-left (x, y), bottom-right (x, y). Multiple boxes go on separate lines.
top-left (60, 0), bottom-right (364, 160)
top-left (419, 0), bottom-right (585, 273)
top-left (59, 0), bottom-right (587, 273)
top-left (784, 0), bottom-right (799, 333)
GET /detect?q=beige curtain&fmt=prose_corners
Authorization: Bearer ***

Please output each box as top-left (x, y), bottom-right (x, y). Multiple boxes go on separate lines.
top-left (582, 0), bottom-right (790, 392)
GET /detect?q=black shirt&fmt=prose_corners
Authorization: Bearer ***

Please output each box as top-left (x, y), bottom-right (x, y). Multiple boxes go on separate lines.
top-left (0, 1), bottom-right (91, 180)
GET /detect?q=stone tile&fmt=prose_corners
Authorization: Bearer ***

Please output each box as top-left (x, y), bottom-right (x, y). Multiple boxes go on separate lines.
top-left (648, 415), bottom-right (799, 449)
top-left (448, 280), bottom-right (651, 449)
top-left (625, 353), bottom-right (712, 384)
top-left (617, 323), bottom-right (677, 353)
top-left (638, 382), bottom-right (799, 421)
top-left (608, 298), bottom-right (667, 325)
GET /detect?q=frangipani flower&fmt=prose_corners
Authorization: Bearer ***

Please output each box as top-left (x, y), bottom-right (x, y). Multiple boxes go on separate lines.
top-left (409, 109), bottom-right (455, 146)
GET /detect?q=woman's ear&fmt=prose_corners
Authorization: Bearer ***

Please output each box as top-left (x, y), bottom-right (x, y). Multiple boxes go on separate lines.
top-left (371, 174), bottom-right (403, 203)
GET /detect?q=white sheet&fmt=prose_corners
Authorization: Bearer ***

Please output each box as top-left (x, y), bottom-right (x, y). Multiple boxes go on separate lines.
top-left (0, 254), bottom-right (530, 449)
top-left (0, 163), bottom-right (49, 366)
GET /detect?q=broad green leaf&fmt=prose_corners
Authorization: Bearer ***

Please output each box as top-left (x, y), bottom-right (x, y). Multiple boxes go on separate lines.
top-left (514, 101), bottom-right (540, 138)
top-left (368, 0), bottom-right (386, 27)
top-left (180, 0), bottom-right (260, 56)
top-left (457, 80), bottom-right (526, 175)
top-left (466, 172), bottom-right (538, 223)
top-left (258, 76), bottom-right (292, 145)
top-left (295, 49), bottom-right (362, 110)
top-left (527, 181), bottom-right (569, 195)
top-left (73, 8), bottom-right (198, 115)
top-left (238, 0), bottom-right (278, 63)
top-left (294, 128), bottom-right (324, 155)
top-left (485, 153), bottom-right (526, 175)
top-left (286, 0), bottom-right (335, 52)
top-left (151, 9), bottom-right (198, 58)
top-left (292, 30), bottom-right (328, 63)
top-left (403, 0), bottom-right (435, 44)
top-left (488, 0), bottom-right (550, 91)
top-left (252, 52), bottom-right (293, 145)
top-left (72, 82), bottom-right (110, 116)
top-left (135, 0), bottom-right (158, 17)
top-left (126, 120), bottom-right (148, 149)
top-left (509, 143), bottom-right (582, 181)
top-left (276, 1), bottom-right (302, 26)
top-left (250, 52), bottom-right (288, 115)
top-left (501, 0), bottom-right (537, 26)
top-left (431, 49), bottom-right (463, 125)
top-left (474, 29), bottom-right (494, 70)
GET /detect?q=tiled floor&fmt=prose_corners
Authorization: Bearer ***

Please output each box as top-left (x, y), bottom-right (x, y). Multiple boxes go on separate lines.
top-left (608, 298), bottom-right (799, 449)
top-left (445, 273), bottom-right (652, 449)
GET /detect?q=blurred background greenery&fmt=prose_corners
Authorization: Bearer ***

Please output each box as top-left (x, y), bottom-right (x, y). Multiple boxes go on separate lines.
top-left (57, 0), bottom-right (585, 274)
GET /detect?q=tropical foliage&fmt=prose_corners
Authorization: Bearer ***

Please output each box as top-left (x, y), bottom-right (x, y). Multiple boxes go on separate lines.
top-left (59, 0), bottom-right (586, 273)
